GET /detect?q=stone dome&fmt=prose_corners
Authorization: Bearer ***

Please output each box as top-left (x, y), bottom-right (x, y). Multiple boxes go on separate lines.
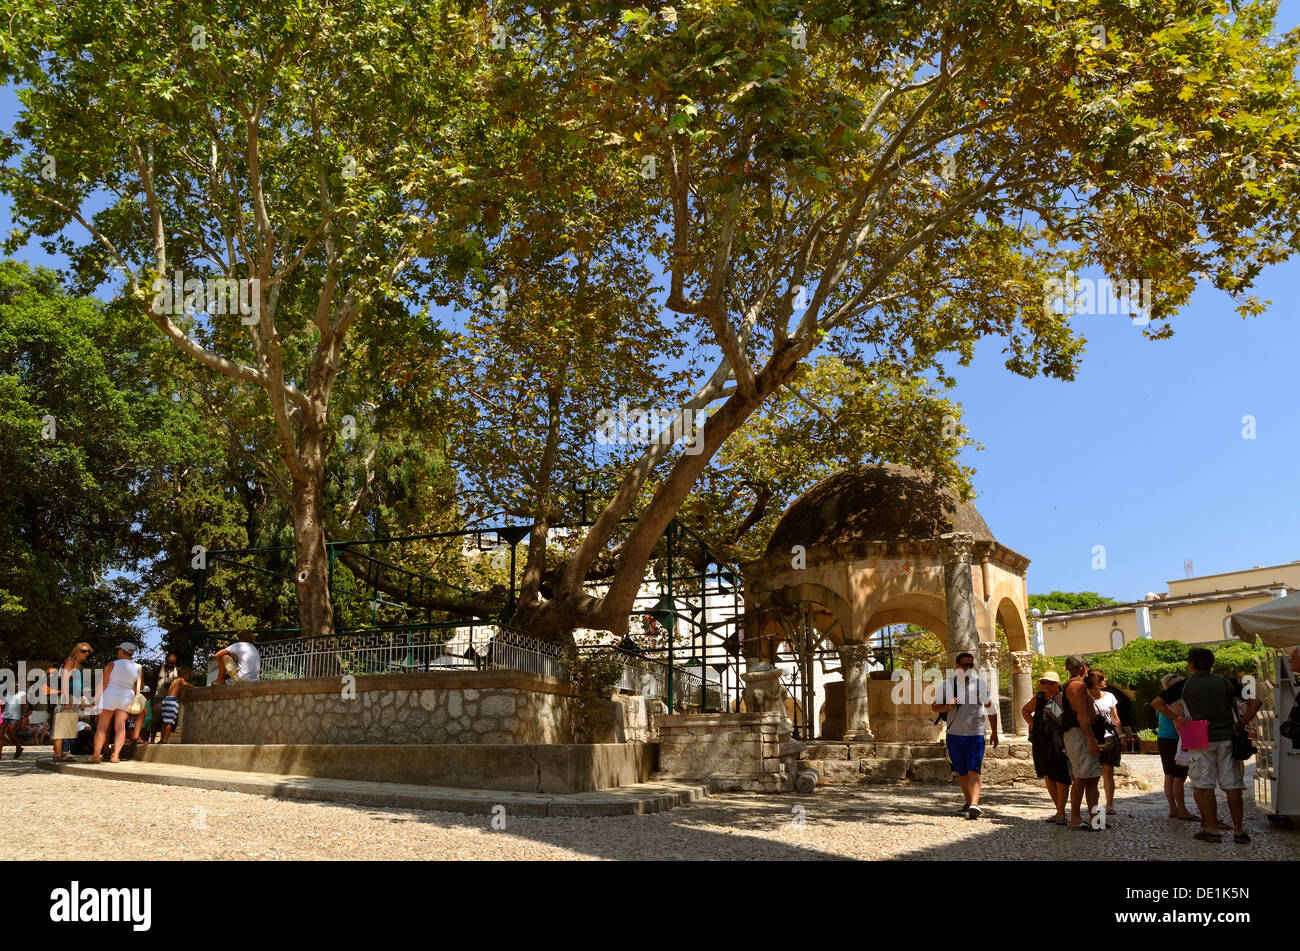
top-left (764, 464), bottom-right (993, 557)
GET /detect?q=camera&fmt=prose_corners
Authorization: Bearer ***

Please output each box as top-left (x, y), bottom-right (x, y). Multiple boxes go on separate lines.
top-left (1280, 705), bottom-right (1300, 742)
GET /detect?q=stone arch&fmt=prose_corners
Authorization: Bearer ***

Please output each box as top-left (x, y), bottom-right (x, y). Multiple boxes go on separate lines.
top-left (995, 595), bottom-right (1030, 652)
top-left (772, 581), bottom-right (854, 648)
top-left (863, 592), bottom-right (949, 643)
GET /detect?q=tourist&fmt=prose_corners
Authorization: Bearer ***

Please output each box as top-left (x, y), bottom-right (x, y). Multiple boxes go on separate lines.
top-left (1089, 668), bottom-right (1123, 815)
top-left (52, 642), bottom-right (91, 762)
top-left (1153, 648), bottom-right (1261, 844)
top-left (214, 634), bottom-right (261, 684)
top-left (25, 707), bottom-right (49, 745)
top-left (1, 685), bottom-right (30, 759)
top-left (930, 651), bottom-right (999, 819)
top-left (1021, 671), bottom-right (1071, 824)
top-left (158, 674), bottom-right (194, 744)
top-left (1153, 673), bottom-right (1198, 822)
top-left (152, 654), bottom-right (181, 742)
top-left (1061, 654), bottom-right (1102, 831)
top-left (71, 720), bottom-right (94, 756)
top-left (91, 642), bottom-right (143, 764)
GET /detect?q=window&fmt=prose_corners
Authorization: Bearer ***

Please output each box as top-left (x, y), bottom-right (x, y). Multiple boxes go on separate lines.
top-left (1110, 628), bottom-right (1124, 651)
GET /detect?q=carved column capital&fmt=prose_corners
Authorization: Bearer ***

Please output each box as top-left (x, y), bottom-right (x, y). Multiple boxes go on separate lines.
top-left (838, 643), bottom-right (873, 666)
top-left (939, 531), bottom-right (975, 560)
top-left (1010, 650), bottom-right (1036, 675)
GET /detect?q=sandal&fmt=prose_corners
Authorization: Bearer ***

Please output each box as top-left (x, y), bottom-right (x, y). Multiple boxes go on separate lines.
top-left (1193, 830), bottom-right (1222, 843)
top-left (1233, 831), bottom-right (1250, 844)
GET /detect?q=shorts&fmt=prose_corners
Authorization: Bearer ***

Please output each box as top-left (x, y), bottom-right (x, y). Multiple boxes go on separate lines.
top-left (946, 733), bottom-right (986, 775)
top-left (1064, 727), bottom-right (1101, 780)
top-left (1157, 737), bottom-right (1188, 778)
top-left (1098, 739), bottom-right (1122, 768)
top-left (100, 685), bottom-right (134, 713)
top-left (161, 697), bottom-right (179, 726)
top-left (1188, 739), bottom-right (1247, 792)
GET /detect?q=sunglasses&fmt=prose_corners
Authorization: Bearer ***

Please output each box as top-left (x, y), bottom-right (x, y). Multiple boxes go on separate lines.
top-left (957, 662), bottom-right (974, 668)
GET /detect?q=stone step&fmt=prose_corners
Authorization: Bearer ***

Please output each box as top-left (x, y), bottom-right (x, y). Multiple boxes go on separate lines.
top-left (802, 741), bottom-right (948, 761)
top-left (105, 741), bottom-right (655, 795)
top-left (798, 752), bottom-right (1146, 788)
top-left (36, 758), bottom-right (710, 817)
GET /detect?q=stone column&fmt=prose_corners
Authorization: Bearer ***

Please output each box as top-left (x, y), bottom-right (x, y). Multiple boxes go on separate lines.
top-left (1009, 651), bottom-right (1035, 736)
top-left (940, 532), bottom-right (979, 660)
top-left (977, 640), bottom-right (1004, 736)
top-left (838, 643), bottom-right (874, 743)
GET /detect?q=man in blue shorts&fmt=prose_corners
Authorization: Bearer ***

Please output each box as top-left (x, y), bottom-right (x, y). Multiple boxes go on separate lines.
top-left (931, 651), bottom-right (1000, 819)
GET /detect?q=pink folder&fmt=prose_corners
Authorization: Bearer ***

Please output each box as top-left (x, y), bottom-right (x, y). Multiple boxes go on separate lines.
top-left (1178, 719), bottom-right (1210, 750)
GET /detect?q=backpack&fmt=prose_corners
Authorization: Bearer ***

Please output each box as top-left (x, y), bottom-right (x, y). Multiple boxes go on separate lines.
top-left (1042, 692), bottom-right (1067, 733)
top-left (935, 677), bottom-right (969, 724)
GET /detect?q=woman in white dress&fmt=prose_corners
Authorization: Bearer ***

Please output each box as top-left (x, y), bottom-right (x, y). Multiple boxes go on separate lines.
top-left (92, 642), bottom-right (142, 763)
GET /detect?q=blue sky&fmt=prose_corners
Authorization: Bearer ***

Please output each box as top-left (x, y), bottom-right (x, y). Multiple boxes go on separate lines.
top-left (935, 0), bottom-right (1300, 605)
top-left (4, 5), bottom-right (1299, 611)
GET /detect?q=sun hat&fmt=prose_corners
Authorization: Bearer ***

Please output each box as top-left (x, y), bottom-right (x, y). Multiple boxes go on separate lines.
top-left (1037, 671), bottom-right (1061, 685)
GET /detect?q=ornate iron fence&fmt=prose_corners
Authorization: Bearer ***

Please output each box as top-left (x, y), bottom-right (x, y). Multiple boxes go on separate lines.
top-left (195, 625), bottom-right (727, 713)
top-left (199, 624), bottom-right (567, 683)
top-left (601, 648), bottom-right (723, 711)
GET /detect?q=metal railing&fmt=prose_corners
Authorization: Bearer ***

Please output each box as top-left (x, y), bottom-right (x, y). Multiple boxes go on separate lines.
top-left (200, 624), bottom-right (567, 683)
top-left (198, 627), bottom-right (721, 708)
top-left (602, 648), bottom-right (723, 711)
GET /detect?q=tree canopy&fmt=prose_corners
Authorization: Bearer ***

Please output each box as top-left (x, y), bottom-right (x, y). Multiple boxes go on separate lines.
top-left (2, 0), bottom-right (1298, 644)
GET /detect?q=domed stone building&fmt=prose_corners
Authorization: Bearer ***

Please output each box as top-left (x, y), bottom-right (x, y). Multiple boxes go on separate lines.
top-left (741, 464), bottom-right (1033, 742)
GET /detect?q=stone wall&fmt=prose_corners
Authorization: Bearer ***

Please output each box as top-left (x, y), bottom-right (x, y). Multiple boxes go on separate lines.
top-left (593, 694), bottom-right (665, 744)
top-left (655, 712), bottom-right (800, 792)
top-left (180, 671), bottom-right (578, 746)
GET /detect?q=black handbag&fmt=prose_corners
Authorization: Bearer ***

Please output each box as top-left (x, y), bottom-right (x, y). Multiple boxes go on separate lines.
top-left (1228, 678), bottom-right (1257, 761)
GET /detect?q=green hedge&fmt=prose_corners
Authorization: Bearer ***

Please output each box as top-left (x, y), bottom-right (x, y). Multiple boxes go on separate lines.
top-left (1063, 638), bottom-right (1270, 730)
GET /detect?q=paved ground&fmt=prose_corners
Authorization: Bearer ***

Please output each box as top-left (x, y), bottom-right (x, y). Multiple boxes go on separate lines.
top-left (36, 756), bottom-right (711, 816)
top-left (4, 749), bottom-right (1298, 860)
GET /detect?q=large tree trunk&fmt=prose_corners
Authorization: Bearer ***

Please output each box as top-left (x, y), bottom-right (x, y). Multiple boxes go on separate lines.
top-left (290, 422), bottom-right (334, 637)
top-left (519, 345), bottom-right (805, 643)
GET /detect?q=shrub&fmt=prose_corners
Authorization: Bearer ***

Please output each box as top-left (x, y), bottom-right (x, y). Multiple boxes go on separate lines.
top-left (562, 646), bottom-right (626, 743)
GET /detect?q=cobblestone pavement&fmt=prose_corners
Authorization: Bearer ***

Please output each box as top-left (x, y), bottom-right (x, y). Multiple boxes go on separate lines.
top-left (4, 751), bottom-right (1297, 860)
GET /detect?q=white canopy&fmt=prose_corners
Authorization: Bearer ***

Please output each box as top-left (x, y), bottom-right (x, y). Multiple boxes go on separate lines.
top-left (1229, 594), bottom-right (1300, 649)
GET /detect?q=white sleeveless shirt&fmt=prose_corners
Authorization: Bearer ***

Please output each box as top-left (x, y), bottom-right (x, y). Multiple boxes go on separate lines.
top-left (107, 659), bottom-right (141, 692)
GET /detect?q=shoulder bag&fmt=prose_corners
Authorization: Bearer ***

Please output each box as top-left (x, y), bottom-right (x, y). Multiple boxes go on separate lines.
top-left (1228, 677), bottom-right (1256, 761)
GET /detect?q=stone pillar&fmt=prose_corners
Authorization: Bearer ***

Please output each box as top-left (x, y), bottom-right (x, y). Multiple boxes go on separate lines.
top-left (838, 643), bottom-right (874, 743)
top-left (940, 532), bottom-right (979, 660)
top-left (977, 640), bottom-right (1004, 736)
top-left (1009, 651), bottom-right (1035, 736)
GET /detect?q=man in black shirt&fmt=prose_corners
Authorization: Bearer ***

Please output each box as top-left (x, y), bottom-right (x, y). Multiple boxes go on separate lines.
top-left (1153, 647), bottom-right (1260, 844)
